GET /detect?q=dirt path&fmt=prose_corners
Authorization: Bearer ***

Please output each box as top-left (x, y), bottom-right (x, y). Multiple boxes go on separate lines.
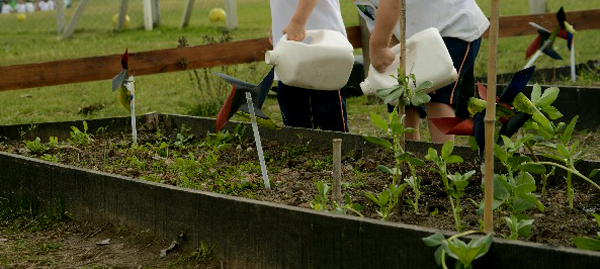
top-left (0, 218), bottom-right (222, 268)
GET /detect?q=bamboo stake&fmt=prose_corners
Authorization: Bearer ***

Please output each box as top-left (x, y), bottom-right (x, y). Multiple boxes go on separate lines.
top-left (484, 0), bottom-right (500, 235)
top-left (398, 0), bottom-right (406, 150)
top-left (332, 139), bottom-right (342, 205)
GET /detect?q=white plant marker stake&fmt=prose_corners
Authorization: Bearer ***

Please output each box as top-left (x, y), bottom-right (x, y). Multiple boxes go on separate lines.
top-left (570, 39), bottom-right (576, 81)
top-left (245, 92), bottom-right (270, 189)
top-left (524, 41), bottom-right (548, 69)
top-left (126, 76), bottom-right (137, 144)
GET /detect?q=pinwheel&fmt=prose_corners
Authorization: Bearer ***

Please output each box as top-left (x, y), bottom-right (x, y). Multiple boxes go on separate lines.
top-left (429, 67), bottom-right (549, 156)
top-left (111, 49), bottom-right (137, 144)
top-left (215, 68), bottom-right (279, 133)
top-left (524, 7), bottom-right (577, 76)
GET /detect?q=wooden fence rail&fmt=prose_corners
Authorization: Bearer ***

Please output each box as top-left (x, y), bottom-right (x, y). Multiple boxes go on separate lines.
top-left (1, 9), bottom-right (599, 92)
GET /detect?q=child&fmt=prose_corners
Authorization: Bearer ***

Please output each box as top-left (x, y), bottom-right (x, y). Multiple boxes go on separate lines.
top-left (270, 0), bottom-right (349, 132)
top-left (24, 0), bottom-right (34, 12)
top-left (1, 0), bottom-right (13, 14)
top-left (14, 0), bottom-right (25, 13)
top-left (354, 0), bottom-right (489, 143)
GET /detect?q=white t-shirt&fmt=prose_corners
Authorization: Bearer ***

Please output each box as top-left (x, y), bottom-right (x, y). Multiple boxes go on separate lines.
top-left (354, 0), bottom-right (489, 42)
top-left (39, 1), bottom-right (55, 11)
top-left (25, 2), bottom-right (35, 12)
top-left (270, 0), bottom-right (347, 48)
top-left (1, 4), bottom-right (12, 14)
top-left (15, 3), bottom-right (26, 13)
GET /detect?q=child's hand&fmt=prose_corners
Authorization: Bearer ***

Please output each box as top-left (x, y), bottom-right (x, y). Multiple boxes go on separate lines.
top-left (370, 47), bottom-right (396, 73)
top-left (282, 21), bottom-right (306, 41)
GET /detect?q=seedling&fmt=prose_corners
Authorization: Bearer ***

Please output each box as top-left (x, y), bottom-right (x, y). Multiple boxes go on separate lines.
top-left (504, 214), bottom-right (534, 240)
top-left (447, 170), bottom-right (476, 232)
top-left (310, 181), bottom-right (363, 217)
top-left (425, 141), bottom-right (467, 231)
top-left (363, 106), bottom-right (424, 212)
top-left (69, 121), bottom-right (93, 145)
top-left (365, 183), bottom-right (405, 221)
top-left (423, 231), bottom-right (493, 269)
top-left (25, 137), bottom-right (48, 155)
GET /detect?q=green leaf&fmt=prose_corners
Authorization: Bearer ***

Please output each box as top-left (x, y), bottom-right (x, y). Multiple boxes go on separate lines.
top-left (507, 156), bottom-right (531, 169)
top-left (417, 80), bottom-right (434, 92)
top-left (516, 163), bottom-right (547, 174)
top-left (556, 143), bottom-right (570, 159)
top-left (468, 98), bottom-right (487, 115)
top-left (494, 144), bottom-right (508, 163)
top-left (573, 237), bottom-right (600, 251)
top-left (541, 105), bottom-right (563, 120)
top-left (423, 233), bottom-right (446, 247)
top-left (363, 136), bottom-right (392, 150)
top-left (536, 87), bottom-right (560, 108)
top-left (441, 140), bottom-right (454, 160)
top-left (407, 157), bottom-right (426, 166)
top-left (404, 176), bottom-right (417, 189)
top-left (376, 165), bottom-right (394, 175)
top-left (493, 175), bottom-right (510, 201)
top-left (411, 92), bottom-right (431, 106)
top-left (530, 84), bottom-right (542, 104)
top-left (446, 155), bottom-right (464, 164)
top-left (368, 112), bottom-right (388, 133)
top-left (365, 192), bottom-right (380, 205)
top-left (520, 193), bottom-right (545, 212)
top-left (468, 137), bottom-right (479, 151)
top-left (390, 114), bottom-right (404, 135)
top-left (512, 197), bottom-right (536, 213)
top-left (561, 115), bottom-right (579, 144)
top-left (592, 213), bottom-right (600, 227)
top-left (425, 147), bottom-right (438, 162)
top-left (384, 89), bottom-right (404, 105)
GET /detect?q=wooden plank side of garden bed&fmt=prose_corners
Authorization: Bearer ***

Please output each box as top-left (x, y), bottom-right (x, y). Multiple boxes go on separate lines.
top-left (0, 10), bottom-right (598, 92)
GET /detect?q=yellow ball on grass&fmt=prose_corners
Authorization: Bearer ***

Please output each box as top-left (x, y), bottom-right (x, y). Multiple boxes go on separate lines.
top-left (17, 14), bottom-right (26, 21)
top-left (112, 14), bottom-right (131, 29)
top-left (209, 8), bottom-right (226, 22)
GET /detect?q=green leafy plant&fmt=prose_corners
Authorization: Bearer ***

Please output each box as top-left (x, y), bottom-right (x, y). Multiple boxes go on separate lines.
top-left (447, 170), bottom-right (476, 232)
top-left (25, 137), bottom-right (48, 155)
top-left (310, 181), bottom-right (363, 217)
top-left (525, 115), bottom-right (600, 208)
top-left (423, 231), bottom-right (493, 269)
top-left (425, 141), bottom-right (466, 231)
top-left (48, 136), bottom-right (59, 148)
top-left (69, 121), bottom-right (93, 145)
top-left (41, 154), bottom-right (58, 163)
top-left (376, 68), bottom-right (433, 107)
top-left (572, 213), bottom-right (600, 251)
top-left (365, 183), bottom-right (405, 221)
top-left (504, 214), bottom-right (534, 240)
top-left (363, 107), bottom-right (424, 212)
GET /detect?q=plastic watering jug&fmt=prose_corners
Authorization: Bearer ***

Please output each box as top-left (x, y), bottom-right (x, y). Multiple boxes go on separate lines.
top-left (360, 27), bottom-right (458, 99)
top-left (265, 29), bottom-right (355, 91)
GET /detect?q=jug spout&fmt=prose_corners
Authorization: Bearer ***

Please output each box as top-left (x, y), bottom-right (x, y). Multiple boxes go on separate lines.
top-left (265, 50), bottom-right (278, 65)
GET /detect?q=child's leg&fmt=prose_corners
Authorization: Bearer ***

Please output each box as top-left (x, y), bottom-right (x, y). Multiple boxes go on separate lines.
top-left (277, 82), bottom-right (313, 129)
top-left (405, 107), bottom-right (421, 141)
top-left (425, 102), bottom-right (456, 143)
top-left (310, 88), bottom-right (348, 132)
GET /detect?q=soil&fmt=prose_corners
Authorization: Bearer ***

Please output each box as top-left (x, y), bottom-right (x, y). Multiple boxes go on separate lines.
top-left (1, 125), bottom-right (599, 256)
top-left (0, 218), bottom-right (223, 268)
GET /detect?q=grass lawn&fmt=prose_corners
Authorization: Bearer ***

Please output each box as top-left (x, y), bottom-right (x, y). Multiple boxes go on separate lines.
top-left (1, 0), bottom-right (599, 139)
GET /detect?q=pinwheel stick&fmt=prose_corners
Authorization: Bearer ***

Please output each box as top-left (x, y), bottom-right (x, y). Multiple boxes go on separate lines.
top-left (245, 92), bottom-right (270, 189)
top-left (483, 0), bottom-right (500, 235)
top-left (128, 78), bottom-right (137, 145)
top-left (570, 39), bottom-right (576, 81)
top-left (524, 40), bottom-right (550, 69)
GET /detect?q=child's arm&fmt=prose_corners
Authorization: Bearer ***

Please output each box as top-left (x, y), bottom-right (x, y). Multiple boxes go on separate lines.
top-left (282, 0), bottom-right (318, 41)
top-left (369, 0), bottom-right (399, 72)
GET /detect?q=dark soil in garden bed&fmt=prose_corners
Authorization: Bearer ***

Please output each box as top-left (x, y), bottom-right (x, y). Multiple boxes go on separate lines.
top-left (1, 125), bottom-right (599, 250)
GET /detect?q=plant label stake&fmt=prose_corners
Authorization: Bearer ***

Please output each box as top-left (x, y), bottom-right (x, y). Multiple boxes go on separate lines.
top-left (245, 92), bottom-right (270, 189)
top-left (332, 138), bottom-right (342, 204)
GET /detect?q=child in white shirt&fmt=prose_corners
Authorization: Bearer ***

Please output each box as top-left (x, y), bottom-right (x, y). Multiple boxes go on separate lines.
top-left (1, 0), bottom-right (13, 14)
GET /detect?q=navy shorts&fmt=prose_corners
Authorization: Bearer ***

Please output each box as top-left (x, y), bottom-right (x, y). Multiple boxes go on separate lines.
top-left (388, 36), bottom-right (482, 119)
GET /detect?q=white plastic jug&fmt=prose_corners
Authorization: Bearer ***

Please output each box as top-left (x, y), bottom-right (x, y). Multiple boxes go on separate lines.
top-left (265, 29), bottom-right (355, 91)
top-left (360, 27), bottom-right (458, 100)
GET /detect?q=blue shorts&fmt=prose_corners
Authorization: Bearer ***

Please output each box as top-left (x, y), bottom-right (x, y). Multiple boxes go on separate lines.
top-left (388, 37), bottom-right (482, 118)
